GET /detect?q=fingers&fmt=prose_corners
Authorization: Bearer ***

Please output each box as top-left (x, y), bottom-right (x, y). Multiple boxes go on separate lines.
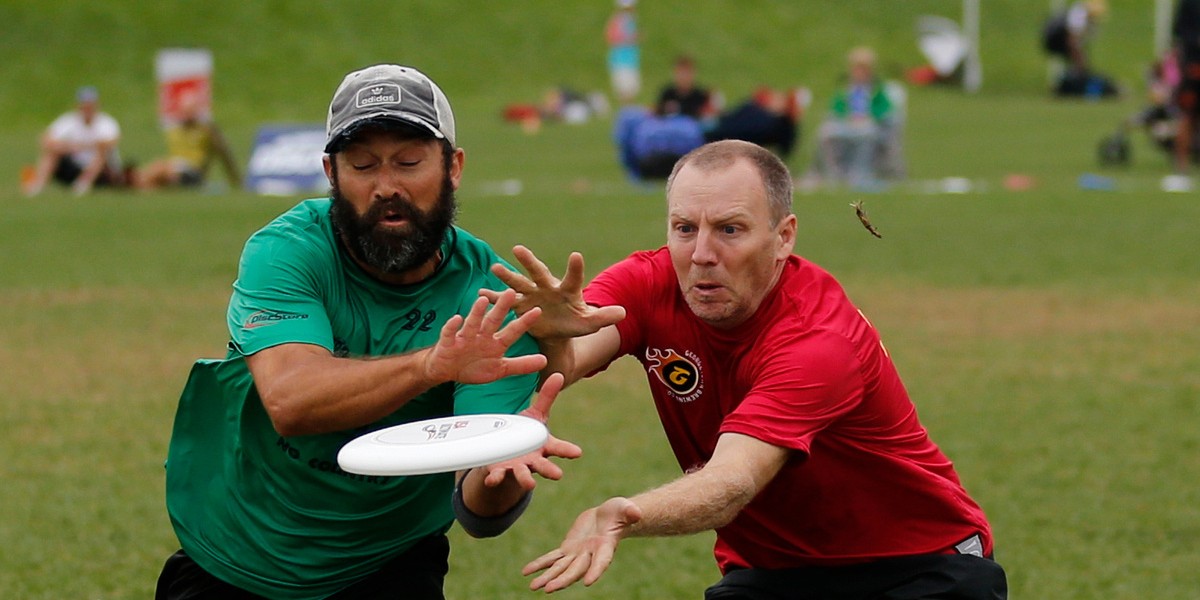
top-left (479, 289), bottom-right (515, 335)
top-left (490, 262), bottom-right (533, 294)
top-left (526, 372), bottom-right (565, 421)
top-left (477, 286), bottom-right (503, 304)
top-left (559, 252), bottom-right (585, 294)
top-left (584, 544), bottom-right (616, 586)
top-left (543, 551), bottom-right (595, 593)
top-left (587, 304), bottom-right (627, 329)
top-left (529, 550), bottom-right (584, 592)
top-left (523, 548), bottom-right (564, 577)
top-left (484, 461), bottom-right (537, 489)
top-left (482, 435), bottom-right (580, 488)
top-left (495, 305), bottom-right (542, 347)
top-left (458, 295), bottom-right (491, 338)
top-left (512, 244), bottom-right (557, 287)
top-left (437, 314), bottom-right (464, 346)
top-left (501, 353), bottom-right (548, 377)
top-left (541, 434), bottom-right (583, 461)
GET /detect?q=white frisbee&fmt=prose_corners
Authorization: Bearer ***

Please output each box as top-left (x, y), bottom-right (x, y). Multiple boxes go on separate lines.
top-left (337, 414), bottom-right (548, 476)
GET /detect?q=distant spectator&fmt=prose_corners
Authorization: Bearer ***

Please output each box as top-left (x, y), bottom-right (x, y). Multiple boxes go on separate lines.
top-left (133, 95), bottom-right (242, 191)
top-left (1043, 0), bottom-right (1106, 74)
top-left (814, 47), bottom-right (897, 189)
top-left (606, 0), bottom-right (641, 104)
top-left (656, 55), bottom-right (715, 119)
top-left (1042, 0), bottom-right (1119, 97)
top-left (705, 87), bottom-right (809, 159)
top-left (613, 106), bottom-right (705, 180)
top-left (23, 86), bottom-right (126, 197)
top-left (1172, 0), bottom-right (1200, 174)
top-left (502, 86), bottom-right (611, 134)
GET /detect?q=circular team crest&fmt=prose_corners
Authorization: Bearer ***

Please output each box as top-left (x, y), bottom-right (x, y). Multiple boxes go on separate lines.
top-left (645, 347), bottom-right (702, 399)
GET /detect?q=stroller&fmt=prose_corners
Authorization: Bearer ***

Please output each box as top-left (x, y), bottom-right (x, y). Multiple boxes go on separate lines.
top-left (1098, 52), bottom-right (1200, 166)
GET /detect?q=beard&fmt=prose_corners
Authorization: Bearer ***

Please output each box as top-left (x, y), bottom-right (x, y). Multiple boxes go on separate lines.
top-left (330, 171), bottom-right (458, 276)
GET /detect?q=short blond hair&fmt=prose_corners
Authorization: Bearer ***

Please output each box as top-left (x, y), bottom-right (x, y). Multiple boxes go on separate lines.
top-left (848, 46), bottom-right (876, 69)
top-left (665, 140), bottom-right (793, 226)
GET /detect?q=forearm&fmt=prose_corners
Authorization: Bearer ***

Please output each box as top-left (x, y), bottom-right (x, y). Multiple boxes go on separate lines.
top-left (537, 338), bottom-right (578, 386)
top-left (255, 349), bottom-right (443, 436)
top-left (77, 154), bottom-right (106, 185)
top-left (458, 467), bottom-right (529, 517)
top-left (624, 463), bottom-right (759, 537)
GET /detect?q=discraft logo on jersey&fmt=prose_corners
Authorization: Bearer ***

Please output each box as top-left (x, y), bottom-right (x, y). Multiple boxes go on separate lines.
top-left (645, 347), bottom-right (703, 402)
top-left (243, 309), bottom-right (310, 330)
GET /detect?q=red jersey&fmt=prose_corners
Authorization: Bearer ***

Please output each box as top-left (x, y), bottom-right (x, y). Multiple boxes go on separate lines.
top-left (583, 248), bottom-right (993, 572)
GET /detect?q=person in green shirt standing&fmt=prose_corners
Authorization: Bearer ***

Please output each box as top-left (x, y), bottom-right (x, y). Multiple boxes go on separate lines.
top-left (156, 64), bottom-right (615, 600)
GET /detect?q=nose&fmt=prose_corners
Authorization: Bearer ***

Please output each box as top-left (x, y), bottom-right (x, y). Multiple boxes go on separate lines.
top-left (374, 165), bottom-right (407, 201)
top-left (691, 228), bottom-right (718, 266)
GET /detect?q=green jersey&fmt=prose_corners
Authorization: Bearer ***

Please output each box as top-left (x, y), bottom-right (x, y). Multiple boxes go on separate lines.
top-left (164, 198), bottom-right (538, 599)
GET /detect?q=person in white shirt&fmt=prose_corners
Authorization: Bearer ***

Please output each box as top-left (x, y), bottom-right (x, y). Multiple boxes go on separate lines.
top-left (24, 86), bottom-right (125, 197)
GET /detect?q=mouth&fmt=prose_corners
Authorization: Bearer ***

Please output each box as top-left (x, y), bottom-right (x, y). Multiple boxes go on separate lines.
top-left (380, 212), bottom-right (409, 226)
top-left (374, 205), bottom-right (414, 228)
top-left (690, 281), bottom-right (725, 297)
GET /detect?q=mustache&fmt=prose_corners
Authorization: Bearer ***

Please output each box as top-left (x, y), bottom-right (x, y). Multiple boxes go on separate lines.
top-left (364, 195), bottom-right (423, 224)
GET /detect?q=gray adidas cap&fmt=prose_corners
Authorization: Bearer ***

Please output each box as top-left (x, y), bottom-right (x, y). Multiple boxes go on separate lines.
top-left (324, 64), bottom-right (456, 153)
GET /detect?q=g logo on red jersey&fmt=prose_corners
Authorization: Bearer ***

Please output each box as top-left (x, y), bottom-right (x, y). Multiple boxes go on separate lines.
top-left (646, 347), bottom-right (701, 397)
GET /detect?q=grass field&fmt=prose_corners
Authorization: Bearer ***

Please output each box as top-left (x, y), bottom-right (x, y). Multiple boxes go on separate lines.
top-left (3, 2), bottom-right (1200, 599)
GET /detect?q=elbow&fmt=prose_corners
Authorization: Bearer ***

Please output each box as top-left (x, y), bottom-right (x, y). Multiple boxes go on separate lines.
top-left (259, 389), bottom-right (310, 437)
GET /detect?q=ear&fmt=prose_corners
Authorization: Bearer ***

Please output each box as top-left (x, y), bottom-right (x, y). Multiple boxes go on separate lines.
top-left (776, 214), bottom-right (797, 260)
top-left (322, 154), bottom-right (334, 186)
top-left (448, 147), bottom-right (466, 191)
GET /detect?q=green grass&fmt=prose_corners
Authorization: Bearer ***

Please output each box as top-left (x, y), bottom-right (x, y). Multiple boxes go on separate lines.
top-left (3, 1), bottom-right (1200, 598)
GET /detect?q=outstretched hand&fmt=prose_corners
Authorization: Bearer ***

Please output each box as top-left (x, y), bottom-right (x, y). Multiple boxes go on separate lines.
top-left (523, 497), bottom-right (643, 593)
top-left (424, 289), bottom-right (546, 384)
top-left (481, 245), bottom-right (625, 339)
top-left (480, 372), bottom-right (582, 490)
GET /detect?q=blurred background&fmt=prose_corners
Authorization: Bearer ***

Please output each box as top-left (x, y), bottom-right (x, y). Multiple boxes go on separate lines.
top-left (1, 1), bottom-right (1198, 598)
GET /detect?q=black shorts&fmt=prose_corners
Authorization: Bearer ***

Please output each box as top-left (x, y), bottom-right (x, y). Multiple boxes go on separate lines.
top-left (178, 168), bottom-right (204, 187)
top-left (704, 553), bottom-right (1007, 600)
top-left (51, 156), bottom-right (122, 187)
top-left (155, 534), bottom-right (451, 600)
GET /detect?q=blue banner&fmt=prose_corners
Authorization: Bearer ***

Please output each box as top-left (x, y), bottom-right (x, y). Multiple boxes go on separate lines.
top-left (245, 125), bottom-right (327, 195)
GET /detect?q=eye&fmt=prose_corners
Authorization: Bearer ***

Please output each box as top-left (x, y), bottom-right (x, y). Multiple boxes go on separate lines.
top-left (721, 224), bottom-right (739, 235)
top-left (674, 223), bottom-right (695, 235)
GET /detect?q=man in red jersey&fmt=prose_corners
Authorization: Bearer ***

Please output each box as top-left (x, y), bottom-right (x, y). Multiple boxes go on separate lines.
top-left (487, 140), bottom-right (1007, 599)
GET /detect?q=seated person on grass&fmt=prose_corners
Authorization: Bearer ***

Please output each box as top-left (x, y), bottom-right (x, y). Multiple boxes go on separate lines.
top-left (134, 97), bottom-right (242, 191)
top-left (23, 86), bottom-right (126, 197)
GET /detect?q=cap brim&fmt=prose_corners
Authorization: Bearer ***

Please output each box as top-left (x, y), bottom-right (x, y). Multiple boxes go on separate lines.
top-left (325, 114), bottom-right (444, 153)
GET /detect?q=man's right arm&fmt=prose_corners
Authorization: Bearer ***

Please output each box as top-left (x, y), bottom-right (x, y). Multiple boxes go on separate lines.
top-left (246, 292), bottom-right (547, 437)
top-left (247, 342), bottom-right (442, 437)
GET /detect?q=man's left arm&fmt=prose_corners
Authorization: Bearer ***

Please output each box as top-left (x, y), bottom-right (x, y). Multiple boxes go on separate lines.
top-left (524, 432), bottom-right (789, 592)
top-left (208, 123), bottom-right (243, 187)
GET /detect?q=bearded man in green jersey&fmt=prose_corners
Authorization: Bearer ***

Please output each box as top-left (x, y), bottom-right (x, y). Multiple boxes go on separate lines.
top-left (156, 64), bottom-right (615, 600)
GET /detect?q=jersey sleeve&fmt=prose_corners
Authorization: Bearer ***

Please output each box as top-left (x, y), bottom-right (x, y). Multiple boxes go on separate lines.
top-left (719, 330), bottom-right (865, 456)
top-left (227, 227), bottom-right (335, 356)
